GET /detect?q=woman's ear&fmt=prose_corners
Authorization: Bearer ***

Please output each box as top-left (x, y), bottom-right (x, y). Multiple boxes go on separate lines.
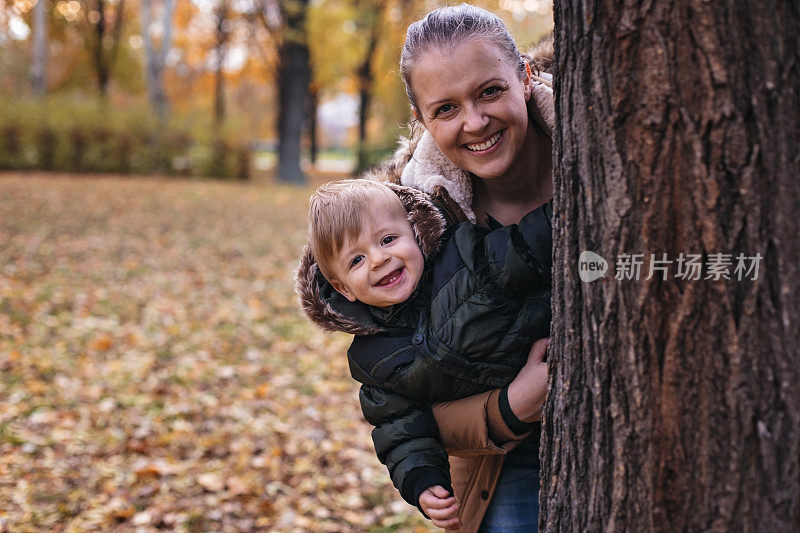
top-left (411, 106), bottom-right (421, 123)
top-left (523, 61), bottom-right (534, 101)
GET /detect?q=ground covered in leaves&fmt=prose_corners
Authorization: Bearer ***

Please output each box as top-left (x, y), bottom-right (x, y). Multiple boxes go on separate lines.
top-left (0, 173), bottom-right (435, 532)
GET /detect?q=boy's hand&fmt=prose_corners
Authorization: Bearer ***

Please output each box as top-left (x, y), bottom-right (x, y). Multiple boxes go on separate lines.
top-left (419, 485), bottom-right (461, 530)
top-left (507, 338), bottom-right (550, 422)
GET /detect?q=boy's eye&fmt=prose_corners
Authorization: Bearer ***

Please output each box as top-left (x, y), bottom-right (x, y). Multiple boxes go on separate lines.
top-left (381, 235), bottom-right (396, 245)
top-left (434, 104), bottom-right (456, 117)
top-left (349, 255), bottom-right (363, 268)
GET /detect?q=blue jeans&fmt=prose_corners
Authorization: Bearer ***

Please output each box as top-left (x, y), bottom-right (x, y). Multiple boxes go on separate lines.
top-left (478, 464), bottom-right (540, 533)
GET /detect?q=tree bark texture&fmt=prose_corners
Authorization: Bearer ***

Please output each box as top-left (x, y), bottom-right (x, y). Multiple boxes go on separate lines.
top-left (541, 1), bottom-right (800, 531)
top-left (276, 0), bottom-right (310, 184)
top-left (31, 0), bottom-right (48, 95)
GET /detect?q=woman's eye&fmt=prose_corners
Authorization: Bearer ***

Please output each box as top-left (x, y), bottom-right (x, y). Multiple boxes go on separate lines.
top-left (349, 256), bottom-right (363, 268)
top-left (482, 86), bottom-right (503, 98)
top-left (434, 104), bottom-right (455, 117)
top-left (381, 235), bottom-right (396, 245)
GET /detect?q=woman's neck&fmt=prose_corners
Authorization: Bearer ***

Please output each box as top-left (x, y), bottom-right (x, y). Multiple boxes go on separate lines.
top-left (472, 124), bottom-right (553, 226)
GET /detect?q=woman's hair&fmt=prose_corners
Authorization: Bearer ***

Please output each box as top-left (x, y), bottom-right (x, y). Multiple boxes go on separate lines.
top-left (400, 3), bottom-right (525, 111)
top-left (308, 179), bottom-right (404, 282)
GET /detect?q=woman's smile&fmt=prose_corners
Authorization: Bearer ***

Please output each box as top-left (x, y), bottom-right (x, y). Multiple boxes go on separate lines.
top-left (464, 130), bottom-right (504, 153)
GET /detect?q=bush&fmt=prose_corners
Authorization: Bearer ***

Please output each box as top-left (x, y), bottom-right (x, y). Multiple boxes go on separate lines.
top-left (37, 128), bottom-right (57, 170)
top-left (0, 96), bottom-right (251, 180)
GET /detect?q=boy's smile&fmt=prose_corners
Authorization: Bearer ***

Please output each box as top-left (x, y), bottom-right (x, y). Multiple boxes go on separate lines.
top-left (329, 198), bottom-right (425, 309)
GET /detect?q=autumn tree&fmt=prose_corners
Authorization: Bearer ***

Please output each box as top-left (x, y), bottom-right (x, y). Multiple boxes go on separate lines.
top-left (140, 0), bottom-right (176, 122)
top-left (31, 0), bottom-right (48, 94)
top-left (541, 1), bottom-right (800, 531)
top-left (80, 0), bottom-right (126, 97)
top-left (212, 0), bottom-right (230, 129)
top-left (353, 0), bottom-right (386, 172)
top-left (274, 0), bottom-right (310, 184)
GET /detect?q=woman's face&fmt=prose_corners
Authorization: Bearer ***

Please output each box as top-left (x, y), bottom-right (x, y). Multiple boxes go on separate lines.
top-left (409, 38), bottom-right (533, 180)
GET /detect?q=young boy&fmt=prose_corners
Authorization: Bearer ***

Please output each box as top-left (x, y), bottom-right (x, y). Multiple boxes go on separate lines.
top-left (296, 178), bottom-right (551, 521)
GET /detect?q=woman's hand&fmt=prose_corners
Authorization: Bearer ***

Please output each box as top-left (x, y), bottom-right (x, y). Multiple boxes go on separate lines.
top-left (506, 338), bottom-right (549, 422)
top-left (419, 485), bottom-right (462, 530)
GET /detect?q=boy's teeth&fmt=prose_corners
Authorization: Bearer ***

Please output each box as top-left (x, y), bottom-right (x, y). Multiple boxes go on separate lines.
top-left (466, 132), bottom-right (501, 152)
top-left (379, 269), bottom-right (401, 286)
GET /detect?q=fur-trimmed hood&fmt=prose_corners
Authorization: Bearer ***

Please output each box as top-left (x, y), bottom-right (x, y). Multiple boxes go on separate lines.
top-left (295, 181), bottom-right (448, 335)
top-left (388, 37), bottom-right (555, 223)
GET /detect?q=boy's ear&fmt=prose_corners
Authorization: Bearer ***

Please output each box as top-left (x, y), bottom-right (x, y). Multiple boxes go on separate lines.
top-left (331, 280), bottom-right (357, 302)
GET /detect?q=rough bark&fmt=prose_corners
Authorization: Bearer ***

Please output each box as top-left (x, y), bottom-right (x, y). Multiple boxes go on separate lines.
top-left (31, 0), bottom-right (47, 95)
top-left (140, 0), bottom-right (176, 122)
top-left (541, 1), bottom-right (800, 531)
top-left (275, 0), bottom-right (310, 184)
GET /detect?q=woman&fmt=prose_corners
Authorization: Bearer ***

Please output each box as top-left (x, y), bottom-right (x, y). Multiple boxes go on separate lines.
top-left (388, 4), bottom-right (555, 531)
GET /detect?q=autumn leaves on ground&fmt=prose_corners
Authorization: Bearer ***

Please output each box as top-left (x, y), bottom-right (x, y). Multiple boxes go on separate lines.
top-left (0, 174), bottom-right (433, 532)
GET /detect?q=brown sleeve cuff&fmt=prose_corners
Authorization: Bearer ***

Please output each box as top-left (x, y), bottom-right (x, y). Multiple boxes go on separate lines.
top-left (486, 388), bottom-right (532, 445)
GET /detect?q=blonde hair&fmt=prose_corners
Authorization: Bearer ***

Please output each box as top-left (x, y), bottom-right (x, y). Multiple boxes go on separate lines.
top-left (308, 179), bottom-right (405, 281)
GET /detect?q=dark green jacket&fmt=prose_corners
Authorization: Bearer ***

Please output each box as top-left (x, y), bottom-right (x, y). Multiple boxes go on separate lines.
top-left (296, 184), bottom-right (552, 507)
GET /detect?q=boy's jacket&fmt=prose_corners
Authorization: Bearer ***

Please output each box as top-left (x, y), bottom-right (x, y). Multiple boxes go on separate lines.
top-left (295, 182), bottom-right (552, 506)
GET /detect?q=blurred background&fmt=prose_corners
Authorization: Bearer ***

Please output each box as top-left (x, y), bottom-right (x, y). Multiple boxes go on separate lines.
top-left (0, 0), bottom-right (553, 182)
top-left (0, 1), bottom-right (552, 531)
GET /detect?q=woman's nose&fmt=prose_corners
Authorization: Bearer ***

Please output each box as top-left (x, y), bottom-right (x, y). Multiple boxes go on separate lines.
top-left (463, 104), bottom-right (489, 134)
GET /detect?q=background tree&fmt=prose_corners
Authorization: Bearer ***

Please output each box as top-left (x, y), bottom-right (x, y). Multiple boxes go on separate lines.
top-left (140, 0), bottom-right (176, 122)
top-left (353, 0), bottom-right (386, 172)
top-left (31, 0), bottom-right (48, 94)
top-left (80, 0), bottom-right (126, 97)
top-left (212, 0), bottom-right (229, 129)
top-left (274, 0), bottom-right (310, 184)
top-left (541, 1), bottom-right (800, 531)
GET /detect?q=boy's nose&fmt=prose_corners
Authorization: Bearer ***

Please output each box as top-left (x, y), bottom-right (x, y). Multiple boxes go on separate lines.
top-left (370, 250), bottom-right (390, 269)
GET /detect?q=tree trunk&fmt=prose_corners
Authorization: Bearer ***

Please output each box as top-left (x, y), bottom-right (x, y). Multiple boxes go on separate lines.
top-left (83, 0), bottom-right (125, 98)
top-left (213, 0), bottom-right (229, 130)
top-left (275, 0), bottom-right (310, 184)
top-left (141, 0), bottom-right (176, 122)
top-left (354, 1), bottom-right (385, 173)
top-left (541, 1), bottom-right (800, 531)
top-left (308, 84), bottom-right (318, 165)
top-left (355, 31), bottom-right (378, 173)
top-left (31, 0), bottom-right (47, 95)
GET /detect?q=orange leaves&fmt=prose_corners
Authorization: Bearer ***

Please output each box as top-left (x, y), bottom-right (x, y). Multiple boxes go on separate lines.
top-left (134, 465), bottom-right (162, 480)
top-left (89, 332), bottom-right (114, 352)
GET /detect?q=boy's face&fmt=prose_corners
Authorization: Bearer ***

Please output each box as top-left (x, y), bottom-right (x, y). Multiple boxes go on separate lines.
top-left (329, 200), bottom-right (425, 308)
